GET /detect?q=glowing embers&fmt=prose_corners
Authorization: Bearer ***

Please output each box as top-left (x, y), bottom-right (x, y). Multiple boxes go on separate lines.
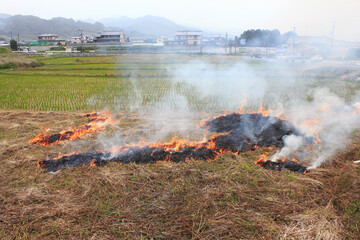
top-left (38, 140), bottom-right (220, 173)
top-left (37, 112), bottom-right (308, 173)
top-left (256, 151), bottom-right (308, 174)
top-left (29, 111), bottom-right (118, 146)
top-left (38, 136), bottom-right (225, 172)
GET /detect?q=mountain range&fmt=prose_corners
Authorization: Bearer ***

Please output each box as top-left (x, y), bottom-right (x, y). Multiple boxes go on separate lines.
top-left (0, 14), bottom-right (192, 40)
top-left (98, 15), bottom-right (191, 37)
top-left (0, 15), bottom-right (103, 40)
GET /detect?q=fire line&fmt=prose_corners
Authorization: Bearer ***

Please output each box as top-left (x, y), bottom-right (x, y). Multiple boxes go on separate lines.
top-left (29, 111), bottom-right (118, 146)
top-left (37, 112), bottom-right (310, 174)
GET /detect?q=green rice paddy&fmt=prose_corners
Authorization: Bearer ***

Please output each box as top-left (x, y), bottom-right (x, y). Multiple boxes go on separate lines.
top-left (0, 55), bottom-right (359, 111)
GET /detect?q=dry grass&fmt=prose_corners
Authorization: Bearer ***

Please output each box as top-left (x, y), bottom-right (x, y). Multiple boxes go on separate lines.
top-left (280, 208), bottom-right (343, 240)
top-left (0, 53), bottom-right (38, 65)
top-left (0, 110), bottom-right (360, 239)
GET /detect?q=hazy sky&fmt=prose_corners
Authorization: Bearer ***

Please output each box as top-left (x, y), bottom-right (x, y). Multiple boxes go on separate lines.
top-left (2, 0), bottom-right (360, 41)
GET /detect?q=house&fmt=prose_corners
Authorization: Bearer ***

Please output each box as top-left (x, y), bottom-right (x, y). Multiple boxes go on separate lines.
top-left (55, 38), bottom-right (66, 46)
top-left (156, 36), bottom-right (168, 44)
top-left (202, 34), bottom-right (223, 46)
top-left (0, 40), bottom-right (8, 46)
top-left (70, 37), bottom-right (81, 44)
top-left (38, 34), bottom-right (58, 41)
top-left (131, 37), bottom-right (145, 44)
top-left (70, 35), bottom-right (93, 44)
top-left (93, 32), bottom-right (126, 43)
top-left (38, 34), bottom-right (66, 45)
top-left (174, 30), bottom-right (202, 46)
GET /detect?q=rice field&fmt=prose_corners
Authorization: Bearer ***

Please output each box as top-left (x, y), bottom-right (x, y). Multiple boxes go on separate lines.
top-left (0, 54), bottom-right (359, 112)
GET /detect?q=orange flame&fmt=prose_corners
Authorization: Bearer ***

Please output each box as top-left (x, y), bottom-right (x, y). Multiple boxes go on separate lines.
top-left (256, 151), bottom-right (300, 166)
top-left (199, 116), bottom-right (212, 129)
top-left (29, 111), bottom-right (118, 146)
top-left (320, 104), bottom-right (328, 112)
top-left (89, 159), bottom-right (96, 167)
top-left (256, 106), bottom-right (269, 116)
top-left (53, 151), bottom-right (79, 161)
top-left (236, 97), bottom-right (248, 114)
top-left (305, 119), bottom-right (321, 144)
top-left (93, 134), bottom-right (226, 166)
top-left (353, 103), bottom-right (360, 114)
top-left (256, 152), bottom-right (269, 164)
top-left (292, 153), bottom-right (298, 163)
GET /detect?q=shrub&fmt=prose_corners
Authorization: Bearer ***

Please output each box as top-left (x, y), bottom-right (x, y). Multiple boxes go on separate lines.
top-left (50, 46), bottom-right (66, 51)
top-left (30, 61), bottom-right (45, 68)
top-left (0, 62), bottom-right (16, 69)
top-left (76, 46), bottom-right (97, 52)
top-left (10, 39), bottom-right (17, 51)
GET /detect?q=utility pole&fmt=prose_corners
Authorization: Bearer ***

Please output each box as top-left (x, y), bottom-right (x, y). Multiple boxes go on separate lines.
top-left (291, 26), bottom-right (296, 57)
top-left (185, 31), bottom-right (188, 54)
top-left (330, 21), bottom-right (335, 60)
top-left (234, 37), bottom-right (237, 54)
top-left (17, 34), bottom-right (19, 43)
top-left (225, 32), bottom-right (228, 54)
top-left (79, 29), bottom-right (83, 53)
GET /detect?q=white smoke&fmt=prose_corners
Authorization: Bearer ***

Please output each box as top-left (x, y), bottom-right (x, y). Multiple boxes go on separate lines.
top-left (272, 88), bottom-right (360, 168)
top-left (142, 92), bottom-right (194, 143)
top-left (174, 60), bottom-right (268, 108)
top-left (93, 57), bottom-right (360, 170)
top-left (271, 135), bottom-right (304, 161)
top-left (173, 61), bottom-right (360, 169)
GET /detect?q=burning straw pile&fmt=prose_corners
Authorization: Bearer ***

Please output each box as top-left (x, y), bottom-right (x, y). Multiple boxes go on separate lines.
top-left (29, 111), bottom-right (117, 146)
top-left (35, 111), bottom-right (309, 173)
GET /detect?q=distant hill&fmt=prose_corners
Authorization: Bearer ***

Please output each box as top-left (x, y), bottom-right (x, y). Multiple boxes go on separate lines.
top-left (0, 15), bottom-right (104, 40)
top-left (0, 13), bottom-right (194, 41)
top-left (0, 13), bottom-right (11, 19)
top-left (98, 15), bottom-right (192, 37)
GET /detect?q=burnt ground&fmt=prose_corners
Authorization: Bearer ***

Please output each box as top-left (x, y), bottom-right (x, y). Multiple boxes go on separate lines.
top-left (0, 110), bottom-right (360, 239)
top-left (37, 113), bottom-right (307, 173)
top-left (203, 113), bottom-right (299, 148)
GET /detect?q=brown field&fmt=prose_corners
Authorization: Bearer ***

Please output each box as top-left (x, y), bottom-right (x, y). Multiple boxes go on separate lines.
top-left (1, 110), bottom-right (360, 239)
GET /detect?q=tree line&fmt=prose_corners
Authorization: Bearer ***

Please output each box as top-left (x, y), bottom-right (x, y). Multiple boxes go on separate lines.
top-left (234, 29), bottom-right (297, 47)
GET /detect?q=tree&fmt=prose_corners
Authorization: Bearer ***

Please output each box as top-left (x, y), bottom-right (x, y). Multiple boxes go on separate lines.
top-left (10, 39), bottom-right (17, 51)
top-left (281, 31), bottom-right (297, 44)
top-left (238, 29), bottom-right (284, 47)
top-left (234, 36), bottom-right (239, 46)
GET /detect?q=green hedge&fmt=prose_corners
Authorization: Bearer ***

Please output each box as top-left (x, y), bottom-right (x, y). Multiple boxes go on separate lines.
top-left (0, 61), bottom-right (44, 69)
top-left (49, 46), bottom-right (66, 51)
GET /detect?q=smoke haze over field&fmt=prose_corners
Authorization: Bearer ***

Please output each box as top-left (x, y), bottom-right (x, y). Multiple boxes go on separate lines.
top-left (87, 57), bottom-right (360, 169)
top-left (172, 60), bottom-right (360, 168)
top-left (1, 0), bottom-right (360, 41)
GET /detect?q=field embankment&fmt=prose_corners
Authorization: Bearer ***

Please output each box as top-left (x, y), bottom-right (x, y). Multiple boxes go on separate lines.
top-left (0, 47), bottom-right (43, 69)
